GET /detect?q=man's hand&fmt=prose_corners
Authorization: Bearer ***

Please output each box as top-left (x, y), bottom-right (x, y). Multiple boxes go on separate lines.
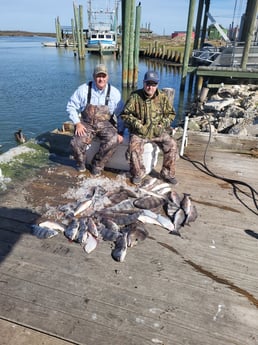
top-left (75, 122), bottom-right (87, 136)
top-left (117, 134), bottom-right (123, 144)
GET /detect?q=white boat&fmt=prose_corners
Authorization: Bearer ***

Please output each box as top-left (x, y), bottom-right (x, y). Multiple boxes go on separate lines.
top-left (86, 30), bottom-right (116, 49)
top-left (42, 42), bottom-right (57, 47)
top-left (42, 40), bottom-right (76, 48)
top-left (86, 0), bottom-right (118, 51)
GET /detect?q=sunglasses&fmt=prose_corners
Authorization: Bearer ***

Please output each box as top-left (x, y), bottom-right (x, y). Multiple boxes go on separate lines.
top-left (145, 82), bottom-right (158, 87)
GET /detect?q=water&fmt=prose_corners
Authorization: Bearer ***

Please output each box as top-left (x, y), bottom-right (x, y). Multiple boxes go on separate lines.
top-left (0, 36), bottom-right (194, 154)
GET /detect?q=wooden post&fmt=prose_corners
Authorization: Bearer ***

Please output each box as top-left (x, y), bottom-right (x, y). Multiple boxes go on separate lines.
top-left (71, 18), bottom-right (76, 48)
top-left (197, 76), bottom-right (203, 95)
top-left (73, 3), bottom-right (80, 58)
top-left (181, 0), bottom-right (196, 89)
top-left (161, 45), bottom-right (165, 59)
top-left (200, 0), bottom-right (210, 48)
top-left (239, 0), bottom-right (252, 41)
top-left (174, 50), bottom-right (179, 63)
top-left (162, 88), bottom-right (175, 107)
top-left (167, 49), bottom-right (171, 61)
top-left (122, 0), bottom-right (131, 87)
top-left (55, 16), bottom-right (62, 46)
top-left (133, 2), bottom-right (141, 87)
top-left (241, 0), bottom-right (258, 68)
top-left (73, 2), bottom-right (84, 60)
top-left (193, 0), bottom-right (204, 50)
top-left (128, 0), bottom-right (135, 88)
top-left (178, 52), bottom-right (182, 64)
top-left (148, 43), bottom-right (152, 55)
top-left (154, 41), bottom-right (158, 57)
top-left (79, 5), bottom-right (85, 58)
top-left (171, 49), bottom-right (175, 62)
top-left (55, 18), bottom-right (59, 46)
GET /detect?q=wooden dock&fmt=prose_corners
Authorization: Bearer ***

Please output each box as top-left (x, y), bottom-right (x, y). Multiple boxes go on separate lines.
top-left (42, 41), bottom-right (119, 56)
top-left (0, 132), bottom-right (258, 345)
top-left (196, 65), bottom-right (258, 79)
top-left (85, 46), bottom-right (119, 56)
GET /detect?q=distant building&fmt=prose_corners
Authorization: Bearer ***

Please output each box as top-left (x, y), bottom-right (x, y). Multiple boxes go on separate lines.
top-left (208, 24), bottom-right (228, 40)
top-left (140, 27), bottom-right (153, 37)
top-left (171, 31), bottom-right (195, 39)
top-left (117, 25), bottom-right (152, 37)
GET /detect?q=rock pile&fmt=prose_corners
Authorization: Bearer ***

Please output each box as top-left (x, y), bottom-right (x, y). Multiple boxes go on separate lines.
top-left (187, 84), bottom-right (258, 137)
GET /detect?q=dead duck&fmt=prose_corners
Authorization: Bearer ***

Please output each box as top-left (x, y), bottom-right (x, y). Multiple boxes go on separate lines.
top-left (14, 129), bottom-right (26, 143)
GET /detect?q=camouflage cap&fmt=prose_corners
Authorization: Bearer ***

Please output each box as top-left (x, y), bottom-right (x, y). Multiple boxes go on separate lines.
top-left (93, 64), bottom-right (108, 76)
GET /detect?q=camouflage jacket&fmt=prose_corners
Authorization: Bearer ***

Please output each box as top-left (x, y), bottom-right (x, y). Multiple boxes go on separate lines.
top-left (121, 88), bottom-right (176, 139)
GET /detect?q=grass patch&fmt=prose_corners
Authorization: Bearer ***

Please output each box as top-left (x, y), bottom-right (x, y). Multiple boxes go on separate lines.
top-left (0, 141), bottom-right (50, 185)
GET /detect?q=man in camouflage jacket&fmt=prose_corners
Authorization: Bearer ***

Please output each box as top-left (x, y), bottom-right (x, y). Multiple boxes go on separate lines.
top-left (122, 70), bottom-right (178, 185)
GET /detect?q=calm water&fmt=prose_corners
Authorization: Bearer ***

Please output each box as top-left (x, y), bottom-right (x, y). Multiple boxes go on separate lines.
top-left (0, 36), bottom-right (193, 153)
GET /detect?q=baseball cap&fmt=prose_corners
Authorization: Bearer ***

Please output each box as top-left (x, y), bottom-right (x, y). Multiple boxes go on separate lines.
top-left (93, 64), bottom-right (108, 76)
top-left (143, 71), bottom-right (159, 84)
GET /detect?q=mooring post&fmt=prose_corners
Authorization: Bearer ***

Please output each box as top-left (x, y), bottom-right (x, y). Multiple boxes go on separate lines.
top-left (197, 76), bottom-right (203, 95)
top-left (71, 18), bottom-right (76, 48)
top-left (193, 0), bottom-right (204, 51)
top-left (200, 0), bottom-right (210, 48)
top-left (55, 16), bottom-right (62, 46)
top-left (79, 5), bottom-right (85, 58)
top-left (181, 0), bottom-right (196, 87)
top-left (128, 0), bottom-right (136, 88)
top-left (133, 2), bottom-right (141, 87)
top-left (241, 0), bottom-right (258, 69)
top-left (122, 0), bottom-right (131, 87)
top-left (73, 2), bottom-right (83, 60)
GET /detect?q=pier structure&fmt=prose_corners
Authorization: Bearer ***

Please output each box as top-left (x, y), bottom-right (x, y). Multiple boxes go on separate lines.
top-left (1, 128), bottom-right (258, 345)
top-left (52, 1), bottom-right (120, 58)
top-left (182, 0), bottom-right (258, 92)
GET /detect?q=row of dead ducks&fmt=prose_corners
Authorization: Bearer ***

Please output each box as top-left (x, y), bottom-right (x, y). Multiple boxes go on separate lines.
top-left (31, 177), bottom-right (198, 262)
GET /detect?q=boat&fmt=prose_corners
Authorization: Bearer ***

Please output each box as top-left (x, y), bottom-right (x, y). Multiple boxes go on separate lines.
top-left (42, 40), bottom-right (76, 48)
top-left (210, 44), bottom-right (258, 68)
top-left (192, 43), bottom-right (258, 68)
top-left (192, 10), bottom-right (258, 68)
top-left (41, 41), bottom-right (57, 47)
top-left (86, 0), bottom-right (118, 51)
top-left (86, 30), bottom-right (117, 50)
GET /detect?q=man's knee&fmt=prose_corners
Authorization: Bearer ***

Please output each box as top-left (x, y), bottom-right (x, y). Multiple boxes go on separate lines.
top-left (105, 131), bottom-right (118, 148)
top-left (70, 137), bottom-right (78, 150)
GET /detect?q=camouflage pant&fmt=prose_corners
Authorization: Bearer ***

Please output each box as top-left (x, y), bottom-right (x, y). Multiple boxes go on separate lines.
top-left (128, 132), bottom-right (178, 179)
top-left (70, 120), bottom-right (118, 171)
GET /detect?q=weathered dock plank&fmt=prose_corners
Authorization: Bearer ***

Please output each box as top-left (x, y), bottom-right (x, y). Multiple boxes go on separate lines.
top-left (0, 134), bottom-right (258, 345)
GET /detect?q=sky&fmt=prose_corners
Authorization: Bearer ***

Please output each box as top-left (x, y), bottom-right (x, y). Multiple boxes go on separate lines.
top-left (0, 0), bottom-right (247, 35)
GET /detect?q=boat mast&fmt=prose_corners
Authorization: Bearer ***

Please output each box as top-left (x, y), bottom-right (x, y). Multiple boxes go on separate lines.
top-left (87, 0), bottom-right (118, 32)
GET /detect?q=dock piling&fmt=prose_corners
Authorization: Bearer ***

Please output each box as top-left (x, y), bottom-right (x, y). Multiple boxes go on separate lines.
top-left (122, 0), bottom-right (141, 88)
top-left (73, 2), bottom-right (85, 60)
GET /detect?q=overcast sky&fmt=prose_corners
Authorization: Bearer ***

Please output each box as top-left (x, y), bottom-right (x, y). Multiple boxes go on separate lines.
top-left (0, 0), bottom-right (247, 35)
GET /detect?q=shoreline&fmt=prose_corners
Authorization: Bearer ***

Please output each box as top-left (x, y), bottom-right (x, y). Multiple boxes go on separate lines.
top-left (0, 30), bottom-right (55, 37)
